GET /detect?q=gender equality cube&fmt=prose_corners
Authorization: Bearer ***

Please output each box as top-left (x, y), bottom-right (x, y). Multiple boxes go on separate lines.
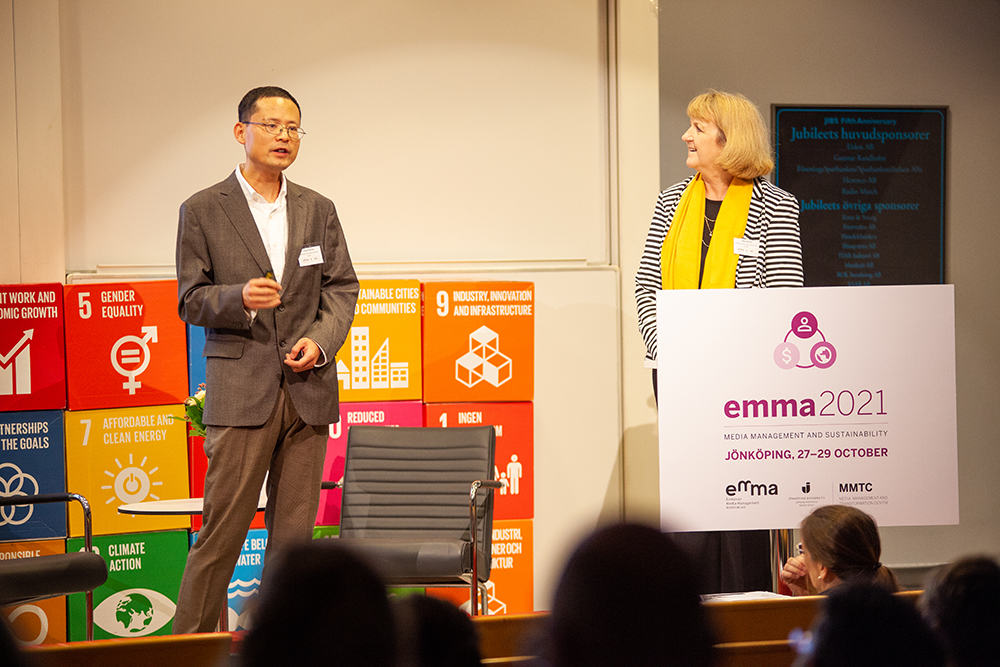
top-left (64, 280), bottom-right (187, 410)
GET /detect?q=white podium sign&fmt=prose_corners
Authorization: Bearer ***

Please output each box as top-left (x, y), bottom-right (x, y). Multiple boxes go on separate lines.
top-left (656, 285), bottom-right (958, 531)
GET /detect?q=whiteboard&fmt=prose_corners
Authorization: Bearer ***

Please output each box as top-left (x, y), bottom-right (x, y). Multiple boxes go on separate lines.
top-left (59, 0), bottom-right (609, 270)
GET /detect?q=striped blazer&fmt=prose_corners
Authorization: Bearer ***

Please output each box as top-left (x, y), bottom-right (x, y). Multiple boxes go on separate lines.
top-left (635, 175), bottom-right (803, 364)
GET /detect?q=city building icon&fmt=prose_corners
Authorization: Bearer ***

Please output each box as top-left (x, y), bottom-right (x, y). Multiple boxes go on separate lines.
top-left (337, 326), bottom-right (409, 391)
top-left (0, 329), bottom-right (33, 396)
top-left (456, 326), bottom-right (512, 388)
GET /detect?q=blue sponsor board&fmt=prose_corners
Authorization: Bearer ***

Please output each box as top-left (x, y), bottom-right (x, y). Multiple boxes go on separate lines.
top-left (186, 324), bottom-right (206, 396)
top-left (0, 410), bottom-right (66, 541)
top-left (191, 527), bottom-right (267, 631)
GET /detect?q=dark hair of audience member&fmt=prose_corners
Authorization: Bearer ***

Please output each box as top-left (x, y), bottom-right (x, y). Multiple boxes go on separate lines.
top-left (801, 504), bottom-right (899, 591)
top-left (545, 523), bottom-right (715, 667)
top-left (795, 582), bottom-right (944, 667)
top-left (920, 555), bottom-right (1000, 667)
top-left (240, 541), bottom-right (396, 667)
top-left (0, 618), bottom-right (27, 667)
top-left (393, 594), bottom-right (482, 667)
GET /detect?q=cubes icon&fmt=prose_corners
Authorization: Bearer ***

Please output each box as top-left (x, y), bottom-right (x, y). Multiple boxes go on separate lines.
top-left (456, 326), bottom-right (511, 389)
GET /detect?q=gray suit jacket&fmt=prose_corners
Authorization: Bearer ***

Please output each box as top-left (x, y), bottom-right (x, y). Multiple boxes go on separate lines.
top-left (175, 172), bottom-right (359, 427)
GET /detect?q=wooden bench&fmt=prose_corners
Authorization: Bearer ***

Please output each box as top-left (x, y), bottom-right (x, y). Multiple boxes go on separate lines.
top-left (473, 612), bottom-right (547, 661)
top-left (471, 591), bottom-right (922, 663)
top-left (23, 632), bottom-right (232, 667)
top-left (715, 640), bottom-right (797, 667)
top-left (705, 590), bottom-right (921, 643)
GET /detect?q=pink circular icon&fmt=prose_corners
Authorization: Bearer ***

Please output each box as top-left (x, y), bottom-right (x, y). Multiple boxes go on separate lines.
top-left (774, 342), bottom-right (800, 369)
top-left (792, 311), bottom-right (818, 339)
top-left (810, 341), bottom-right (837, 369)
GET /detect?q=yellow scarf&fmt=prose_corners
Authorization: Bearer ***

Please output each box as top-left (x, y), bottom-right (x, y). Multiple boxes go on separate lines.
top-left (661, 174), bottom-right (754, 290)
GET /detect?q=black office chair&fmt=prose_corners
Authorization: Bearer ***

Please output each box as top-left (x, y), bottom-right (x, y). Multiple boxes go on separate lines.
top-left (337, 425), bottom-right (502, 615)
top-left (0, 493), bottom-right (107, 641)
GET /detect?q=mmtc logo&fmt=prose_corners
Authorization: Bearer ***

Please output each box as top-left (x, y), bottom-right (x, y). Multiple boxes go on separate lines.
top-left (774, 311), bottom-right (837, 370)
top-left (839, 482), bottom-right (873, 493)
top-left (0, 463), bottom-right (40, 526)
top-left (725, 480), bottom-right (778, 497)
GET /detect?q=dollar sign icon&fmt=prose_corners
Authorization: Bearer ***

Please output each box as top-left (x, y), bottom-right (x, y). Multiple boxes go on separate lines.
top-left (774, 342), bottom-right (800, 369)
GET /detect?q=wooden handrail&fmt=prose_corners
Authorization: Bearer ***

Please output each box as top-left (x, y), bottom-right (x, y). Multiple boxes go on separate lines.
top-left (23, 632), bottom-right (232, 667)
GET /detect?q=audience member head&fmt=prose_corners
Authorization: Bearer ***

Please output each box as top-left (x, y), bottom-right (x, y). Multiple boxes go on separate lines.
top-left (920, 555), bottom-right (1000, 667)
top-left (0, 618), bottom-right (26, 667)
top-left (393, 594), bottom-right (482, 667)
top-left (546, 523), bottom-right (715, 667)
top-left (800, 504), bottom-right (898, 592)
top-left (240, 540), bottom-right (396, 667)
top-left (795, 582), bottom-right (944, 667)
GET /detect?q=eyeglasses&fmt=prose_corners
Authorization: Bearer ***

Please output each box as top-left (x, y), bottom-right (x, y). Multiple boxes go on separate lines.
top-left (243, 121), bottom-right (306, 140)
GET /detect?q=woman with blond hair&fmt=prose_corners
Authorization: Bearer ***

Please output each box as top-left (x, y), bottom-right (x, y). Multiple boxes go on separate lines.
top-left (636, 89), bottom-right (803, 592)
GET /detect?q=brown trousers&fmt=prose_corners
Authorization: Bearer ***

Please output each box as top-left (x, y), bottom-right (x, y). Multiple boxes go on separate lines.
top-left (173, 383), bottom-right (327, 633)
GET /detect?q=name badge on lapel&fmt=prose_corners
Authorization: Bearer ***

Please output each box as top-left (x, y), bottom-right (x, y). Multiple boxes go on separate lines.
top-left (733, 237), bottom-right (760, 258)
top-left (299, 245), bottom-right (324, 267)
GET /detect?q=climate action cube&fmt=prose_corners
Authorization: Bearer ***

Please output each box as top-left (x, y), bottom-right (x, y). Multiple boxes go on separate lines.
top-left (0, 283), bottom-right (65, 412)
top-left (64, 280), bottom-right (187, 410)
top-left (422, 282), bottom-right (533, 402)
top-left (64, 405), bottom-right (190, 537)
top-left (428, 518), bottom-right (533, 614)
top-left (0, 410), bottom-right (66, 542)
top-left (424, 402), bottom-right (533, 520)
top-left (316, 400), bottom-right (423, 525)
top-left (1, 539), bottom-right (67, 645)
top-left (67, 529), bottom-right (188, 640)
top-left (334, 280), bottom-right (422, 402)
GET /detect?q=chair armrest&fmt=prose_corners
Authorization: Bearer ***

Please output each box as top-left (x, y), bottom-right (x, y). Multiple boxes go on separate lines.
top-left (469, 480), bottom-right (503, 616)
top-left (0, 493), bottom-right (96, 552)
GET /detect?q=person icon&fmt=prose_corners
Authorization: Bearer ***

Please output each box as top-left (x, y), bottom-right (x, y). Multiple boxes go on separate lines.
top-left (793, 311), bottom-right (818, 338)
top-left (506, 455), bottom-right (522, 496)
top-left (499, 472), bottom-right (507, 495)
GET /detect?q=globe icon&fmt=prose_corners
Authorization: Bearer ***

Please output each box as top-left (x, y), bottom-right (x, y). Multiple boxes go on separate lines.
top-left (115, 593), bottom-right (154, 633)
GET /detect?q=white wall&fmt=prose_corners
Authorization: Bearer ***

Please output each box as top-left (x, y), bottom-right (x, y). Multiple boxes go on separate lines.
top-left (633, 0), bottom-right (1000, 568)
top-left (57, 0), bottom-right (609, 271)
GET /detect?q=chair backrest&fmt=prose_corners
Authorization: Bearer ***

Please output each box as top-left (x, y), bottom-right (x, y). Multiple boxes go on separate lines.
top-left (339, 425), bottom-right (496, 580)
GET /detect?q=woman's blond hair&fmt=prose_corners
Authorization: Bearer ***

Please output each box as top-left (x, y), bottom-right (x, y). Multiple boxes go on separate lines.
top-left (686, 90), bottom-right (774, 179)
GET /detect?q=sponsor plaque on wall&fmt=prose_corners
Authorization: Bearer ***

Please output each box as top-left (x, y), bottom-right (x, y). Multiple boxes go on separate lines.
top-left (773, 105), bottom-right (946, 286)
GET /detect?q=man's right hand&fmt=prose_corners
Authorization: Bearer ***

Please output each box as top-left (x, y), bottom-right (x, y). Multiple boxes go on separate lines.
top-left (242, 277), bottom-right (282, 310)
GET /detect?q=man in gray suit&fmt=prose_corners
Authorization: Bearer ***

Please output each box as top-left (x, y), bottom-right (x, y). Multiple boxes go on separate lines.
top-left (173, 86), bottom-right (359, 633)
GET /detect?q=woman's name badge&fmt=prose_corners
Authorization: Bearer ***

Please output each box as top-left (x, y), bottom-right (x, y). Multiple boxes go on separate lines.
top-left (733, 237), bottom-right (760, 257)
top-left (298, 245), bottom-right (324, 266)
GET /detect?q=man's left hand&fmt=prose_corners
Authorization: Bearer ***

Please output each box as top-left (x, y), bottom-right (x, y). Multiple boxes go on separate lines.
top-left (284, 337), bottom-right (320, 372)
